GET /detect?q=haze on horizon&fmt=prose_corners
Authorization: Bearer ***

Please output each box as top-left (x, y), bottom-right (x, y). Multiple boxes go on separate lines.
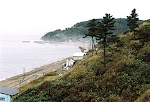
top-left (0, 0), bottom-right (149, 38)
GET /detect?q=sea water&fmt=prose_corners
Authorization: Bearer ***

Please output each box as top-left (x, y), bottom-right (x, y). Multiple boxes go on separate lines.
top-left (0, 34), bottom-right (82, 81)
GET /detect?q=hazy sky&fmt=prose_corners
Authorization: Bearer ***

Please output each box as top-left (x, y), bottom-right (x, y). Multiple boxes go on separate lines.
top-left (0, 0), bottom-right (149, 37)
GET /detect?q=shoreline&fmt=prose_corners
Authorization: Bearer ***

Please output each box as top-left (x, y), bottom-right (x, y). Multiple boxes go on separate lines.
top-left (0, 57), bottom-right (72, 89)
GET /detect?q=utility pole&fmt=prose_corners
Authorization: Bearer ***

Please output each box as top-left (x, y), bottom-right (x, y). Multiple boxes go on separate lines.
top-left (117, 18), bottom-right (121, 34)
top-left (18, 80), bottom-right (22, 88)
top-left (34, 75), bottom-right (37, 86)
top-left (42, 72), bottom-right (45, 82)
top-left (62, 64), bottom-right (64, 74)
top-left (23, 68), bottom-right (25, 80)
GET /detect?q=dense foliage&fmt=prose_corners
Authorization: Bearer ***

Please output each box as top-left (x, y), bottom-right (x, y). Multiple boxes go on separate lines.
top-left (13, 19), bottom-right (150, 102)
top-left (135, 20), bottom-right (150, 44)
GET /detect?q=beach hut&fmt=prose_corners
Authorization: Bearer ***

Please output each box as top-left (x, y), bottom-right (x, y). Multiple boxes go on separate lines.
top-left (0, 87), bottom-right (19, 102)
top-left (73, 52), bottom-right (87, 60)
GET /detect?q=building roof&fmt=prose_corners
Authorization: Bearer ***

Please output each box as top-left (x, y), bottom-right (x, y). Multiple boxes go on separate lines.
top-left (73, 52), bottom-right (86, 57)
top-left (0, 87), bottom-right (19, 96)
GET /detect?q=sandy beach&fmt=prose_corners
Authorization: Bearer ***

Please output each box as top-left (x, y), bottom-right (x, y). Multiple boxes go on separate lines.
top-left (0, 57), bottom-right (72, 89)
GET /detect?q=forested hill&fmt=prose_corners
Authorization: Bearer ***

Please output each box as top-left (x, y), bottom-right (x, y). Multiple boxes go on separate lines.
top-left (41, 18), bottom-right (141, 42)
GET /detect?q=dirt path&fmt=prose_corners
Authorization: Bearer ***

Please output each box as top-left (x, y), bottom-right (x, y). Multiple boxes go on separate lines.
top-left (0, 57), bottom-right (72, 89)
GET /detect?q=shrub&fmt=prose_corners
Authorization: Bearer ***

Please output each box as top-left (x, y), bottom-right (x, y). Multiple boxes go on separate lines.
top-left (135, 24), bottom-right (150, 44)
top-left (136, 89), bottom-right (150, 102)
top-left (137, 53), bottom-right (150, 62)
top-left (130, 40), bottom-right (143, 51)
top-left (103, 95), bottom-right (124, 102)
top-left (46, 71), bottom-right (57, 76)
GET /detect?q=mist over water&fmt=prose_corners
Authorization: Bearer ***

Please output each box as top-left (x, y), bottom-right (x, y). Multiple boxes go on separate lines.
top-left (0, 34), bottom-right (82, 81)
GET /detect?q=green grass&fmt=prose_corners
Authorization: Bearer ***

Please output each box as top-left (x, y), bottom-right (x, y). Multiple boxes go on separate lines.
top-left (13, 19), bottom-right (150, 102)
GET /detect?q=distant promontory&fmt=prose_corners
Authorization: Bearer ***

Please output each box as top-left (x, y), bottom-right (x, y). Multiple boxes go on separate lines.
top-left (41, 18), bottom-right (141, 42)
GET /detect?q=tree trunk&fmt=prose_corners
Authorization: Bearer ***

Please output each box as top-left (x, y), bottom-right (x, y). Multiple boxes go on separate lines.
top-left (93, 40), bottom-right (97, 55)
top-left (92, 37), bottom-right (94, 56)
top-left (104, 35), bottom-right (106, 68)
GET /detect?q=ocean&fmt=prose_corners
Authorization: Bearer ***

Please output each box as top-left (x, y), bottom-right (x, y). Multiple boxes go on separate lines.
top-left (0, 34), bottom-right (83, 81)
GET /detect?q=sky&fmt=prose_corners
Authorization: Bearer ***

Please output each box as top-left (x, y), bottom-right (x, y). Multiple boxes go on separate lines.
top-left (0, 0), bottom-right (149, 38)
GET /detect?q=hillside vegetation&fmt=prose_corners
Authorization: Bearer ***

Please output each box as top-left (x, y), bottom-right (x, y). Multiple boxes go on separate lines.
top-left (13, 20), bottom-right (150, 102)
top-left (41, 18), bottom-right (136, 42)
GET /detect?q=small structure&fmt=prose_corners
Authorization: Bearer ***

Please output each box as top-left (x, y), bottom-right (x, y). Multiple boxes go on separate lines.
top-left (66, 59), bottom-right (75, 67)
top-left (73, 52), bottom-right (87, 60)
top-left (0, 87), bottom-right (19, 102)
top-left (57, 59), bottom-right (75, 75)
top-left (64, 59), bottom-right (75, 70)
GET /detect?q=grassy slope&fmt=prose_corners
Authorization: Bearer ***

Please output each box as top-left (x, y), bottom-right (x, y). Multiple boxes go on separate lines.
top-left (13, 20), bottom-right (150, 102)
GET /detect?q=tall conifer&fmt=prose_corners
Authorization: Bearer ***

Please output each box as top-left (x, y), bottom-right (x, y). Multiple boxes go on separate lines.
top-left (84, 19), bottom-right (97, 56)
top-left (96, 14), bottom-right (116, 67)
top-left (127, 8), bottom-right (139, 33)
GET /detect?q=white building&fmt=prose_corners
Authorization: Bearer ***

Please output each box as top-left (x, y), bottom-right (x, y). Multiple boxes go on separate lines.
top-left (73, 52), bottom-right (87, 60)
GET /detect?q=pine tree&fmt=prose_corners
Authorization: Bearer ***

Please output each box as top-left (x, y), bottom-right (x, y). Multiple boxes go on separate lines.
top-left (95, 22), bottom-right (105, 43)
top-left (84, 19), bottom-right (97, 56)
top-left (96, 14), bottom-right (116, 67)
top-left (127, 8), bottom-right (139, 33)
